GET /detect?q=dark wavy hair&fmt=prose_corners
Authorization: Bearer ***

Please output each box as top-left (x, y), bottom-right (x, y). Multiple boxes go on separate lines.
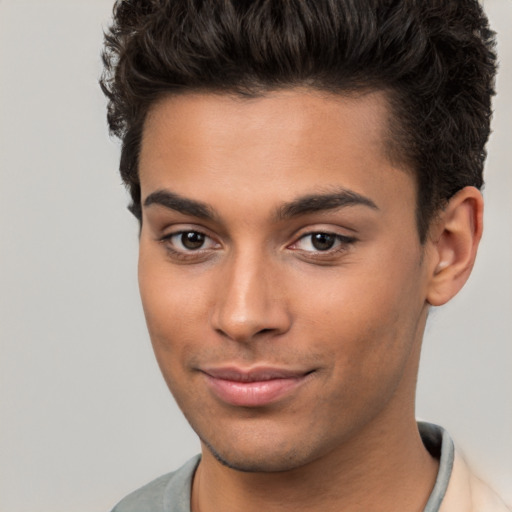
top-left (100, 0), bottom-right (497, 242)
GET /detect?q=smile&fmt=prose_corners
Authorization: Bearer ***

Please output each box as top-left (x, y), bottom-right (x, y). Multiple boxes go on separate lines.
top-left (201, 366), bottom-right (314, 407)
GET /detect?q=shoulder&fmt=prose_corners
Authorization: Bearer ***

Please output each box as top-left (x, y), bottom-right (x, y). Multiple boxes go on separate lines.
top-left (111, 472), bottom-right (174, 512)
top-left (110, 455), bottom-right (201, 512)
top-left (441, 448), bottom-right (511, 512)
top-left (418, 422), bottom-right (510, 512)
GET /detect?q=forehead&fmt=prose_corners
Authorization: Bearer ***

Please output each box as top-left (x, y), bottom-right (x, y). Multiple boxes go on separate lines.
top-left (141, 88), bottom-right (391, 164)
top-left (139, 89), bottom-right (414, 220)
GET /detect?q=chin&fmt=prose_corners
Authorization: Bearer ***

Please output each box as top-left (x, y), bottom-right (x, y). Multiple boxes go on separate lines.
top-left (196, 420), bottom-right (330, 474)
top-left (203, 438), bottom-right (312, 473)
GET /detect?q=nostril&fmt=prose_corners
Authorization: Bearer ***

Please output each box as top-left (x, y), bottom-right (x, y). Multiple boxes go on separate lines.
top-left (257, 328), bottom-right (274, 336)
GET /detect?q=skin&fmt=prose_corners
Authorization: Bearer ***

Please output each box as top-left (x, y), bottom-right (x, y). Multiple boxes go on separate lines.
top-left (137, 89), bottom-right (483, 512)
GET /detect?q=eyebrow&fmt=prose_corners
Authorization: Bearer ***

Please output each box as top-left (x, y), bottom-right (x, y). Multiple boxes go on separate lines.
top-left (144, 190), bottom-right (216, 219)
top-left (276, 189), bottom-right (378, 220)
top-left (143, 187), bottom-right (378, 221)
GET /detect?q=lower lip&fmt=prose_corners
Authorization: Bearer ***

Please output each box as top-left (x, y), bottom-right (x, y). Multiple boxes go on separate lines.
top-left (203, 374), bottom-right (309, 407)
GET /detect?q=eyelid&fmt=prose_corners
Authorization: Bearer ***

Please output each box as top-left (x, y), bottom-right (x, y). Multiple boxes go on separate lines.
top-left (158, 223), bottom-right (216, 241)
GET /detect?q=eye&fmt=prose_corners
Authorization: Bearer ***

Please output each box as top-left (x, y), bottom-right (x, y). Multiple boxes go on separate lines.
top-left (162, 230), bottom-right (218, 252)
top-left (292, 232), bottom-right (355, 252)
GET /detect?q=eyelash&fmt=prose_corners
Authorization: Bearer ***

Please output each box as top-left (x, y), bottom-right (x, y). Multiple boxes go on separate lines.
top-left (158, 230), bottom-right (357, 261)
top-left (290, 232), bottom-right (357, 256)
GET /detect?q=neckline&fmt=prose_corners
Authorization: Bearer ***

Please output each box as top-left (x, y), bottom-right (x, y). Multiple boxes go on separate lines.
top-left (165, 422), bottom-right (455, 512)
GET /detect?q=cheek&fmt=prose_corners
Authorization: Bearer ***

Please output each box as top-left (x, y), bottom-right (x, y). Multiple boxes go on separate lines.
top-left (138, 258), bottom-right (211, 409)
top-left (138, 250), bottom-right (209, 360)
top-left (298, 250), bottom-right (425, 373)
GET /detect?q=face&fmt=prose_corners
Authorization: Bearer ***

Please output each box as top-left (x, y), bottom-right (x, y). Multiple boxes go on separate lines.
top-left (138, 89), bottom-right (432, 472)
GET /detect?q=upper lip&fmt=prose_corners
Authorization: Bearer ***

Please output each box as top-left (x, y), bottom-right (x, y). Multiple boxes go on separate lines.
top-left (201, 366), bottom-right (312, 382)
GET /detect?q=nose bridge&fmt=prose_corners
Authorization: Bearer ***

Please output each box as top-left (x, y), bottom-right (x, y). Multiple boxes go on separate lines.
top-left (211, 245), bottom-right (289, 342)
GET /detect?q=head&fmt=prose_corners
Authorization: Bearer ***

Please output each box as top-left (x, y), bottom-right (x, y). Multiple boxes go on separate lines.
top-left (101, 0), bottom-right (497, 473)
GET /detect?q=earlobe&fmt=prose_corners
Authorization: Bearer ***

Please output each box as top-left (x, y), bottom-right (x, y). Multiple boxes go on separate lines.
top-left (426, 186), bottom-right (484, 306)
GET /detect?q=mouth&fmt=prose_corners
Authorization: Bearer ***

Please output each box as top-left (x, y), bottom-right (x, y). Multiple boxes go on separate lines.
top-left (200, 366), bottom-right (315, 407)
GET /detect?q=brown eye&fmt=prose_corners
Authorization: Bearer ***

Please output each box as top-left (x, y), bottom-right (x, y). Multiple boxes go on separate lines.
top-left (311, 233), bottom-right (336, 251)
top-left (162, 230), bottom-right (218, 254)
top-left (181, 231), bottom-right (205, 250)
top-left (291, 231), bottom-right (356, 254)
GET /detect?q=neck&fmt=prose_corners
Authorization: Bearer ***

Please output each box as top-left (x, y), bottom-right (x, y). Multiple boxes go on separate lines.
top-left (191, 414), bottom-right (438, 512)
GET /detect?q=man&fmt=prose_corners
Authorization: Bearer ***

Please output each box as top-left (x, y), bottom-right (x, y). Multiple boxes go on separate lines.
top-left (101, 1), bottom-right (509, 511)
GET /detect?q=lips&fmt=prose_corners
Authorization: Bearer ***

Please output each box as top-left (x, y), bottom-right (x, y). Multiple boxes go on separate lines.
top-left (201, 366), bottom-right (313, 407)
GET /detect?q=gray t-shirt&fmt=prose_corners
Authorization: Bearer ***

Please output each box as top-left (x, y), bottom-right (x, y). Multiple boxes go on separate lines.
top-left (111, 422), bottom-right (454, 512)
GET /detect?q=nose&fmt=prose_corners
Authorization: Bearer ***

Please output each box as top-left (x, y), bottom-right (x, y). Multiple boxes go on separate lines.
top-left (210, 250), bottom-right (291, 343)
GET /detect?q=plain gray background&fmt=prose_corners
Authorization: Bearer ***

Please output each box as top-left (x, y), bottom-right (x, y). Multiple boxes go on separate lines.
top-left (0, 1), bottom-right (510, 510)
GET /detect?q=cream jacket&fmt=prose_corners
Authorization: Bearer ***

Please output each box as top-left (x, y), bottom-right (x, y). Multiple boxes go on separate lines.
top-left (440, 449), bottom-right (511, 512)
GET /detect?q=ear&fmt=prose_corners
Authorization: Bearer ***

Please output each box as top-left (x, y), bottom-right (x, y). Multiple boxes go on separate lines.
top-left (426, 186), bottom-right (484, 306)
